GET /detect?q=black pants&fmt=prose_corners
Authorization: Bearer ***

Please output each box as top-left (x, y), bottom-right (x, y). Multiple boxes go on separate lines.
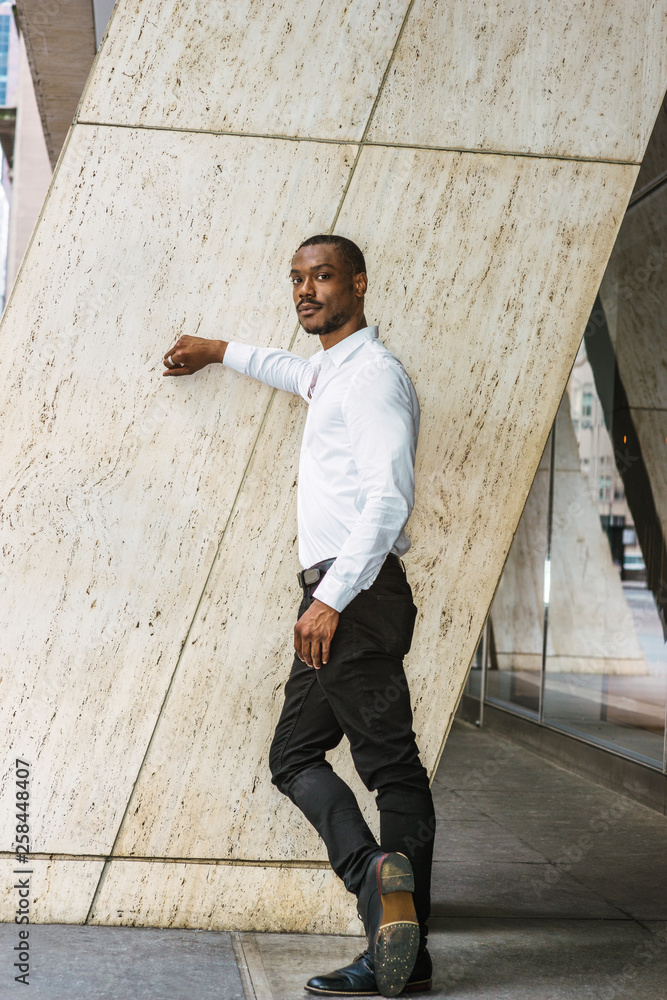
top-left (269, 555), bottom-right (435, 947)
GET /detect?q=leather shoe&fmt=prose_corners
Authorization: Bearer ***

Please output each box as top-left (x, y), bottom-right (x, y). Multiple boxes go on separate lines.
top-left (305, 947), bottom-right (432, 995)
top-left (356, 852), bottom-right (420, 997)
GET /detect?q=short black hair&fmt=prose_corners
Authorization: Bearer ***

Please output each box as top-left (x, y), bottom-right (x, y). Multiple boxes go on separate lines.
top-left (296, 234), bottom-right (366, 277)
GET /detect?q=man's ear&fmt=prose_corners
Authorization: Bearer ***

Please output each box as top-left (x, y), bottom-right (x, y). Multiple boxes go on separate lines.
top-left (354, 272), bottom-right (368, 298)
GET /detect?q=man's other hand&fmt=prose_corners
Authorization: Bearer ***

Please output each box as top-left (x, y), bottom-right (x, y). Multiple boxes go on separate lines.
top-left (294, 599), bottom-right (340, 669)
top-left (163, 335), bottom-right (227, 376)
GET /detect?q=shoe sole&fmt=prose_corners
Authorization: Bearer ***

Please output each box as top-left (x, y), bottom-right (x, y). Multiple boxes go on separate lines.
top-left (372, 853), bottom-right (420, 998)
top-left (304, 987), bottom-right (378, 996)
top-left (304, 979), bottom-right (433, 997)
top-left (304, 983), bottom-right (432, 997)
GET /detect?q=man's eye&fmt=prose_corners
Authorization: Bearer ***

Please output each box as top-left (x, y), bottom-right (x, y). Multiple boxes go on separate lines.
top-left (317, 273), bottom-right (330, 279)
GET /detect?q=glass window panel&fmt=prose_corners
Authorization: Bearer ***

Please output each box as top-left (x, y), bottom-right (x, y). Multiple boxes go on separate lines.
top-left (483, 429), bottom-right (552, 718)
top-left (542, 331), bottom-right (667, 768)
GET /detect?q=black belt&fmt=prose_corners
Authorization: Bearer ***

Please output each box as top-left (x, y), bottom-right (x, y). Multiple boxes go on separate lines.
top-left (297, 553), bottom-right (401, 591)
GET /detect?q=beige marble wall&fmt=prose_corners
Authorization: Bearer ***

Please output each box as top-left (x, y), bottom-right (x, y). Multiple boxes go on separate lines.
top-left (1, 0), bottom-right (666, 931)
top-left (90, 862), bottom-right (361, 934)
top-left (0, 858), bottom-right (103, 923)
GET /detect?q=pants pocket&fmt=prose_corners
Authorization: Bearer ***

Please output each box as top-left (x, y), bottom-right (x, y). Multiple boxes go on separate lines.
top-left (352, 595), bottom-right (418, 659)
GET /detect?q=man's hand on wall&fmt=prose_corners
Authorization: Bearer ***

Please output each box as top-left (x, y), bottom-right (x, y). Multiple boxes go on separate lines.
top-left (294, 600), bottom-right (340, 669)
top-left (163, 335), bottom-right (227, 376)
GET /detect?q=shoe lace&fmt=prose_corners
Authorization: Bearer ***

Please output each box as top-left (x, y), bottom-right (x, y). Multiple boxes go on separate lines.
top-left (352, 950), bottom-right (373, 968)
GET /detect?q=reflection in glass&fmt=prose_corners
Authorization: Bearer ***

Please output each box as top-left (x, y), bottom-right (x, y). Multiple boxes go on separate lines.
top-left (542, 354), bottom-right (666, 767)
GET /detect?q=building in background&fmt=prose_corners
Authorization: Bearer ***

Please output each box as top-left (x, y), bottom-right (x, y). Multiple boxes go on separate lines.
top-left (0, 4), bottom-right (16, 104)
top-left (0, 1), bottom-right (19, 305)
top-left (1, 0), bottom-right (116, 308)
top-left (5, 21), bottom-right (51, 300)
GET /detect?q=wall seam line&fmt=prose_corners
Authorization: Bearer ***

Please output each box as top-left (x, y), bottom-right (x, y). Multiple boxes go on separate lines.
top-left (326, 0), bottom-right (419, 235)
top-left (72, 118), bottom-right (640, 168)
top-left (8, 851), bottom-right (332, 867)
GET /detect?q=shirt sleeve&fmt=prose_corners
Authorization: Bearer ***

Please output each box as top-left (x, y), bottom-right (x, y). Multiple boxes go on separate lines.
top-left (223, 341), bottom-right (313, 401)
top-left (312, 357), bottom-right (420, 612)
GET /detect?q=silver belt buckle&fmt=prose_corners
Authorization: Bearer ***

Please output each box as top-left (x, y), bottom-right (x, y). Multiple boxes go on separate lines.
top-left (302, 567), bottom-right (321, 587)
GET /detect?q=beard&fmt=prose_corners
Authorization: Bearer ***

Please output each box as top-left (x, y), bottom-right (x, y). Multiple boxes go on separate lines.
top-left (301, 307), bottom-right (353, 336)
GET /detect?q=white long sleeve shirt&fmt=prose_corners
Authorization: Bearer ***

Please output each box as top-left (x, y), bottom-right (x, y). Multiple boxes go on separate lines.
top-left (222, 325), bottom-right (420, 612)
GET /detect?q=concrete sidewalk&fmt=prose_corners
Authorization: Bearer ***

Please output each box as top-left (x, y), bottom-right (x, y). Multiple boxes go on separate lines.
top-left (2, 720), bottom-right (666, 998)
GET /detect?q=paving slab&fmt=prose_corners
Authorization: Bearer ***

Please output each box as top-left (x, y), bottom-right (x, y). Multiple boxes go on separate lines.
top-left (236, 930), bottom-right (367, 999)
top-left (0, 924), bottom-right (245, 1000)
top-left (433, 819), bottom-right (548, 864)
top-left (559, 857), bottom-right (667, 920)
top-left (430, 861), bottom-right (628, 919)
top-left (431, 787), bottom-right (490, 822)
top-left (425, 917), bottom-right (667, 1000)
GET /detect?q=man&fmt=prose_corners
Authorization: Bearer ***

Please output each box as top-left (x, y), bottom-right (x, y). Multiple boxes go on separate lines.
top-left (163, 235), bottom-right (435, 997)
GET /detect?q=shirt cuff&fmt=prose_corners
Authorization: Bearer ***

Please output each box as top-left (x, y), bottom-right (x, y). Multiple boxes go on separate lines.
top-left (222, 341), bottom-right (253, 375)
top-left (312, 570), bottom-right (358, 613)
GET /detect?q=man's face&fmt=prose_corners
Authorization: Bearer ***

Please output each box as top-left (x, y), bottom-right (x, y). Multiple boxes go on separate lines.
top-left (290, 244), bottom-right (365, 336)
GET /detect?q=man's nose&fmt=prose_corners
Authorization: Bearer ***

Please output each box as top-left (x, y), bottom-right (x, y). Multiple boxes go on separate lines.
top-left (299, 276), bottom-right (315, 298)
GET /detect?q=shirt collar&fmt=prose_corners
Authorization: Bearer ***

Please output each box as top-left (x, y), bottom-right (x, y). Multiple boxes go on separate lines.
top-left (314, 325), bottom-right (379, 369)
